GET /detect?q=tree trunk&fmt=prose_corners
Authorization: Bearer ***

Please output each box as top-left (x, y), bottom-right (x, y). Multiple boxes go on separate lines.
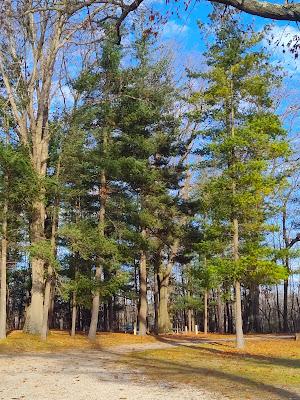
top-left (252, 285), bottom-right (260, 333)
top-left (138, 236), bottom-right (148, 336)
top-left (71, 291), bottom-right (77, 337)
top-left (41, 184), bottom-right (60, 340)
top-left (108, 296), bottom-right (114, 332)
top-left (157, 240), bottom-right (179, 334)
top-left (229, 82), bottom-right (245, 348)
top-left (233, 218), bottom-right (245, 349)
top-left (235, 280), bottom-right (245, 348)
top-left (217, 287), bottom-right (224, 333)
top-left (48, 281), bottom-right (55, 329)
top-left (158, 272), bottom-right (171, 333)
top-left (88, 267), bottom-right (101, 340)
top-left (154, 272), bottom-right (159, 334)
top-left (40, 264), bottom-right (52, 340)
top-left (24, 198), bottom-right (46, 334)
top-left (88, 163), bottom-right (107, 340)
top-left (276, 285), bottom-right (282, 332)
top-left (0, 192), bottom-right (8, 339)
top-left (204, 289), bottom-right (208, 335)
top-left (283, 279), bottom-right (289, 332)
top-left (282, 206), bottom-right (290, 332)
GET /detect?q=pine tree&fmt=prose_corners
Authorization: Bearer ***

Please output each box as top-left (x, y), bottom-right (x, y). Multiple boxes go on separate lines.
top-left (0, 128), bottom-right (38, 338)
top-left (192, 14), bottom-right (289, 347)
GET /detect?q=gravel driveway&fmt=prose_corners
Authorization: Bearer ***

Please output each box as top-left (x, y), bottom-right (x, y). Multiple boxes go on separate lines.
top-left (0, 345), bottom-right (226, 400)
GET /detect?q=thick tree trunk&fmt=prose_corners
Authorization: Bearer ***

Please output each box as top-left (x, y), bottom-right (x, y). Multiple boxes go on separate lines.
top-left (88, 267), bottom-right (101, 340)
top-left (138, 240), bottom-right (148, 336)
top-left (0, 195), bottom-right (8, 339)
top-left (235, 281), bottom-right (244, 348)
top-left (158, 272), bottom-right (171, 333)
top-left (157, 241), bottom-right (179, 334)
top-left (24, 198), bottom-right (46, 334)
top-left (233, 218), bottom-right (245, 349)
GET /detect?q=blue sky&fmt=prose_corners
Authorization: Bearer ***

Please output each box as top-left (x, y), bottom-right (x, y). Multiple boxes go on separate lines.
top-left (150, 1), bottom-right (300, 139)
top-left (157, 0), bottom-right (300, 69)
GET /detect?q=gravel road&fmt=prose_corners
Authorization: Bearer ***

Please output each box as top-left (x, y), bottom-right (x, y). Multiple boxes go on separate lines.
top-left (0, 344), bottom-right (227, 400)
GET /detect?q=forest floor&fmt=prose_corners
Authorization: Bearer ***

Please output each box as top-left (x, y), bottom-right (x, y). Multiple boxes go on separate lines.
top-left (0, 331), bottom-right (299, 400)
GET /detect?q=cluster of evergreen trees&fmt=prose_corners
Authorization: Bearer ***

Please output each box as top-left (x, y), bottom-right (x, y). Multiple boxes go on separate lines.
top-left (0, 10), bottom-right (298, 349)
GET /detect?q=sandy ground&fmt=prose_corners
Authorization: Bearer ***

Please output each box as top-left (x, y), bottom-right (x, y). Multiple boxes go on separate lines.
top-left (0, 344), bottom-right (227, 400)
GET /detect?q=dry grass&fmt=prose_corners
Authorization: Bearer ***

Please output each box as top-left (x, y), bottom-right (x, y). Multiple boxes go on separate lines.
top-left (124, 339), bottom-right (300, 400)
top-left (2, 330), bottom-right (300, 399)
top-left (0, 330), bottom-right (158, 353)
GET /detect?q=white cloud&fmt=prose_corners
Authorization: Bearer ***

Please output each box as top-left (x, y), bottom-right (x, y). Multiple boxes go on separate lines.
top-left (161, 20), bottom-right (189, 38)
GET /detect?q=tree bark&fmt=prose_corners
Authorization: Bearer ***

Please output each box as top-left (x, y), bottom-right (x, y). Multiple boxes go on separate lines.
top-left (71, 291), bottom-right (77, 337)
top-left (0, 187), bottom-right (8, 339)
top-left (157, 240), bottom-right (179, 334)
top-left (233, 216), bottom-right (245, 348)
top-left (282, 206), bottom-right (290, 332)
top-left (138, 229), bottom-right (148, 336)
top-left (210, 0), bottom-right (300, 22)
top-left (235, 280), bottom-right (245, 348)
top-left (40, 263), bottom-right (52, 340)
top-left (23, 198), bottom-right (46, 335)
top-left (229, 69), bottom-right (244, 349)
top-left (88, 230), bottom-right (104, 337)
top-left (217, 287), bottom-right (224, 333)
top-left (88, 266), bottom-right (101, 340)
top-left (41, 168), bottom-right (60, 340)
top-left (157, 272), bottom-right (172, 333)
top-left (204, 289), bottom-right (208, 335)
top-left (283, 279), bottom-right (289, 332)
top-left (154, 270), bottom-right (159, 334)
top-left (88, 148), bottom-right (107, 339)
top-left (251, 285), bottom-right (260, 333)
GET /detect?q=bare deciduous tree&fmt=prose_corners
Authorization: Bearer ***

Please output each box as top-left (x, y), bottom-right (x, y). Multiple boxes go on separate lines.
top-left (0, 0), bottom-right (144, 336)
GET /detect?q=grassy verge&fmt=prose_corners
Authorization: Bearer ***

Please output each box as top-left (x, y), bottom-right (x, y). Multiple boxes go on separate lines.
top-left (0, 330), bottom-right (158, 353)
top-left (123, 339), bottom-right (300, 400)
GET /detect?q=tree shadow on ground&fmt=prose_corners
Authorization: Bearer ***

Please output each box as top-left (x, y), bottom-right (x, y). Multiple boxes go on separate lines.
top-left (27, 343), bottom-right (298, 400)
top-left (118, 347), bottom-right (300, 400)
top-left (155, 336), bottom-right (300, 369)
top-left (1, 338), bottom-right (300, 400)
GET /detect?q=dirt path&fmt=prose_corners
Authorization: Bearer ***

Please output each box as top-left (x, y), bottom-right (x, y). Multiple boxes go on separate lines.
top-left (0, 335), bottom-right (295, 400)
top-left (0, 346), bottom-right (227, 400)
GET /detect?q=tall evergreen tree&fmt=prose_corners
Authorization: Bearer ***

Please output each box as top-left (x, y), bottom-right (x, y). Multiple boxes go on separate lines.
top-left (191, 14), bottom-right (289, 347)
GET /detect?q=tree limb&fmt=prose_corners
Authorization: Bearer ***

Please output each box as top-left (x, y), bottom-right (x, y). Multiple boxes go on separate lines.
top-left (288, 233), bottom-right (300, 248)
top-left (209, 0), bottom-right (300, 22)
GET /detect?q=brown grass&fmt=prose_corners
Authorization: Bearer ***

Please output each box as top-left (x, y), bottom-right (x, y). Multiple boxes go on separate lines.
top-left (0, 330), bottom-right (158, 353)
top-left (124, 339), bottom-right (300, 400)
top-left (2, 331), bottom-right (300, 399)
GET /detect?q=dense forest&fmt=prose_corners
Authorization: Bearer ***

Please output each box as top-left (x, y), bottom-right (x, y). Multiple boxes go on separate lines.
top-left (0, 1), bottom-right (300, 351)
